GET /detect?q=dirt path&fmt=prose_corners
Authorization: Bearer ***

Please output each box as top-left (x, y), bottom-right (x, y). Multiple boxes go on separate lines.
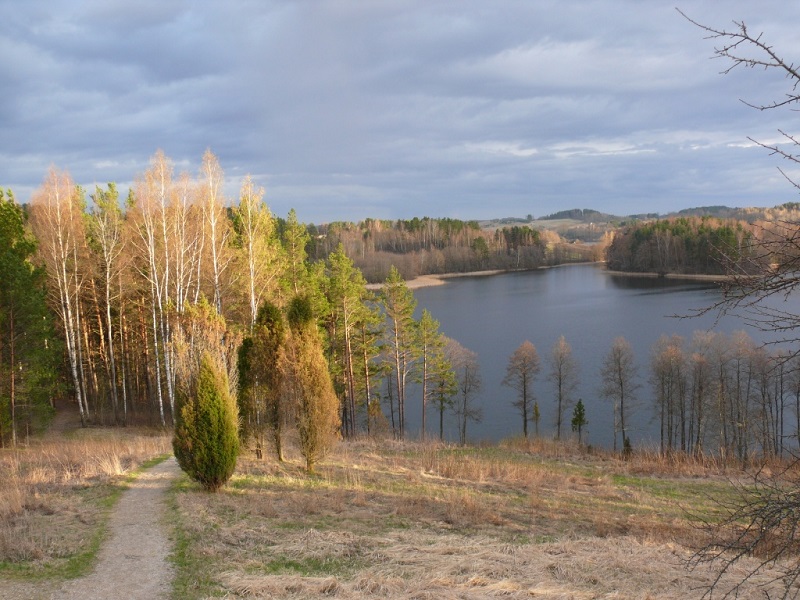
top-left (51, 457), bottom-right (181, 600)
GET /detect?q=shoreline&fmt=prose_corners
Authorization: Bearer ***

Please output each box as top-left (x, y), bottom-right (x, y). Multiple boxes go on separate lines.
top-left (366, 269), bottom-right (509, 290)
top-left (366, 262), bottom-right (730, 290)
top-left (602, 269), bottom-right (729, 283)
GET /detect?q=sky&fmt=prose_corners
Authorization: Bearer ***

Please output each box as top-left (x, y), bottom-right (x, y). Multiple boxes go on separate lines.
top-left (3, 1), bottom-right (800, 224)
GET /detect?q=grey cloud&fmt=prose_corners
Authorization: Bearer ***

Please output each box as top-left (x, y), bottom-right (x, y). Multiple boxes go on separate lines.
top-left (2, 0), bottom-right (800, 222)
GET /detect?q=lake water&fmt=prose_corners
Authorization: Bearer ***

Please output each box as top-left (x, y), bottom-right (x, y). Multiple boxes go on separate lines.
top-left (406, 263), bottom-right (798, 448)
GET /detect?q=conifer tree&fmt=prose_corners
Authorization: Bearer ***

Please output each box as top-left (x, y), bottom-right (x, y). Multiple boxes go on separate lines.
top-left (571, 399), bottom-right (588, 445)
top-left (380, 266), bottom-right (417, 438)
top-left (238, 301), bottom-right (286, 460)
top-left (283, 296), bottom-right (340, 472)
top-left (430, 335), bottom-right (458, 441)
top-left (413, 309), bottom-right (447, 440)
top-left (0, 190), bottom-right (59, 446)
top-left (173, 352), bottom-right (239, 492)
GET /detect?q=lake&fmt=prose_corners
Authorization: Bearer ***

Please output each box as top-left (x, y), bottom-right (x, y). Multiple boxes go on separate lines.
top-left (405, 263), bottom-right (799, 448)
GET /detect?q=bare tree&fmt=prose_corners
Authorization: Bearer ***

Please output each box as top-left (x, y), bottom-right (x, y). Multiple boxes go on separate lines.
top-left (447, 338), bottom-right (482, 445)
top-left (680, 9), bottom-right (800, 358)
top-left (682, 11), bottom-right (800, 596)
top-left (651, 334), bottom-right (687, 454)
top-left (548, 335), bottom-right (578, 440)
top-left (690, 462), bottom-right (800, 599)
top-left (502, 340), bottom-right (540, 439)
top-left (600, 336), bottom-right (639, 453)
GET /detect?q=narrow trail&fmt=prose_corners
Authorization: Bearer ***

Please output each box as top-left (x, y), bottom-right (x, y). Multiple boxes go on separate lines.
top-left (52, 456), bottom-right (181, 600)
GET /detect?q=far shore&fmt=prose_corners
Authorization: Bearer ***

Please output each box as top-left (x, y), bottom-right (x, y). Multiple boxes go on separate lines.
top-left (366, 262), bottom-right (730, 290)
top-left (603, 269), bottom-right (730, 283)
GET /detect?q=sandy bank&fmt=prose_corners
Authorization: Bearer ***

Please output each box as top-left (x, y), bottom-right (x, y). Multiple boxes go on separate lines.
top-left (366, 263), bottom-right (729, 290)
top-left (366, 269), bottom-right (511, 290)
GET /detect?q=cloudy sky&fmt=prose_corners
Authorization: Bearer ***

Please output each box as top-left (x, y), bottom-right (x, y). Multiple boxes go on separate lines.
top-left (2, 1), bottom-right (800, 223)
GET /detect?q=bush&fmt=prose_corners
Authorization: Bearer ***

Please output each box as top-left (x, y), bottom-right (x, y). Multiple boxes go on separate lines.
top-left (173, 353), bottom-right (240, 491)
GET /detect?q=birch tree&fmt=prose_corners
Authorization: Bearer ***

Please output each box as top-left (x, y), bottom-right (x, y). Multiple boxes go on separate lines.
top-left (199, 149), bottom-right (232, 316)
top-left (234, 176), bottom-right (283, 331)
top-left (87, 183), bottom-right (126, 424)
top-left (29, 168), bottom-right (91, 425)
top-left (600, 336), bottom-right (639, 453)
top-left (131, 151), bottom-right (175, 425)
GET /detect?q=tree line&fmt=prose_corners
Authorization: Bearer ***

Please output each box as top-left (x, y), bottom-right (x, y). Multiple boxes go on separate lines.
top-left (0, 150), bottom-right (489, 450)
top-left (309, 217), bottom-right (594, 282)
top-left (605, 216), bottom-right (757, 275)
top-left (502, 329), bottom-right (800, 460)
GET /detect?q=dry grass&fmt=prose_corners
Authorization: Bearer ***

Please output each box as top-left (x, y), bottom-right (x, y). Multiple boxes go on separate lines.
top-left (0, 427), bottom-right (171, 572)
top-left (171, 438), bottom-right (799, 599)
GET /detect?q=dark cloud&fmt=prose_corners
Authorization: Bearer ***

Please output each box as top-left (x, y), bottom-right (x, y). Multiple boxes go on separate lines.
top-left (2, 0), bottom-right (800, 221)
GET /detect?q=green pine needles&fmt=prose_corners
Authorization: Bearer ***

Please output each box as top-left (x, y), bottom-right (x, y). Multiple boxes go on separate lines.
top-left (173, 353), bottom-right (240, 492)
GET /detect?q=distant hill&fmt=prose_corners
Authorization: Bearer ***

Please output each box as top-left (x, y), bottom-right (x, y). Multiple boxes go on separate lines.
top-left (477, 203), bottom-right (797, 235)
top-left (539, 208), bottom-right (618, 222)
top-left (672, 205), bottom-right (741, 219)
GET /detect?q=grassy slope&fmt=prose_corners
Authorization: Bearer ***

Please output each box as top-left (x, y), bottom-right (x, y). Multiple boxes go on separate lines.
top-left (169, 438), bottom-right (797, 599)
top-left (3, 423), bottom-right (797, 599)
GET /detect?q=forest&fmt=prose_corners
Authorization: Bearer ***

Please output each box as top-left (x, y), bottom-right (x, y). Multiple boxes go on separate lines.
top-left (604, 216), bottom-right (756, 275)
top-left (0, 149), bottom-right (593, 449)
top-left (1, 149), bottom-right (798, 463)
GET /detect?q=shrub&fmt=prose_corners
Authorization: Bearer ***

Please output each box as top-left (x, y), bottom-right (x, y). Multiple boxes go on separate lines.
top-left (173, 352), bottom-right (240, 491)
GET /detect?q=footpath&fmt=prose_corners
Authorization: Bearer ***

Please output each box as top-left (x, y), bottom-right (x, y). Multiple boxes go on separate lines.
top-left (51, 457), bottom-right (180, 600)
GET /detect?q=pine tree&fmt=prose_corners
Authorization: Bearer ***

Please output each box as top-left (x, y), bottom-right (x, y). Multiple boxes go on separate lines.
top-left (413, 309), bottom-right (447, 440)
top-left (173, 352), bottom-right (240, 492)
top-left (325, 244), bottom-right (370, 437)
top-left (430, 335), bottom-right (458, 441)
top-left (0, 190), bottom-right (59, 446)
top-left (380, 266), bottom-right (417, 439)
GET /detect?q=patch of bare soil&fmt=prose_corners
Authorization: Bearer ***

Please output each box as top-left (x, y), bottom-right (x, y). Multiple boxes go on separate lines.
top-left (50, 457), bottom-right (180, 600)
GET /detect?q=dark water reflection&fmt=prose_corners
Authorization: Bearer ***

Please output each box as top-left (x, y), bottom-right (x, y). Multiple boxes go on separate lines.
top-left (407, 264), bottom-right (798, 448)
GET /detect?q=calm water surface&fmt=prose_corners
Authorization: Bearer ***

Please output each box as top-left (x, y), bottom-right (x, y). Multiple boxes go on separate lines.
top-left (408, 264), bottom-right (798, 448)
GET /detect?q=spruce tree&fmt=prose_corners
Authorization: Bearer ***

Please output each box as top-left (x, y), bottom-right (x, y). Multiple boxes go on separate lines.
top-left (173, 353), bottom-right (240, 491)
top-left (571, 399), bottom-right (588, 445)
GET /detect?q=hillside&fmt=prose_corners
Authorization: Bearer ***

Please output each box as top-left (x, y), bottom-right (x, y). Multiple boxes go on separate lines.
top-left (3, 415), bottom-right (800, 598)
